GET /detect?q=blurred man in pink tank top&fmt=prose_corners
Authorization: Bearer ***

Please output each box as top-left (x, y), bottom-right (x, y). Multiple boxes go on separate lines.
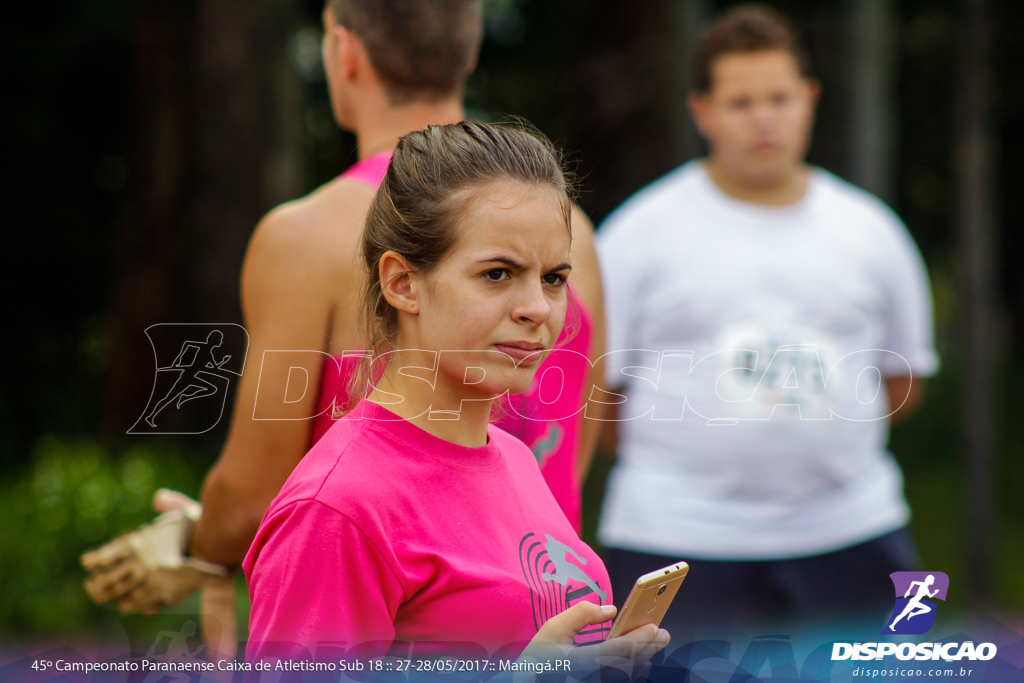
top-left (82, 0), bottom-right (606, 656)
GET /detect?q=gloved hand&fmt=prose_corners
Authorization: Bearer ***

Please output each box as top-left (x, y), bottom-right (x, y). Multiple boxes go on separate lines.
top-left (81, 489), bottom-right (229, 614)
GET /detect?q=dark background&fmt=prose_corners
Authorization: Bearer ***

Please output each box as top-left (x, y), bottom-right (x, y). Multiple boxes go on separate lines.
top-left (2, 0), bottom-right (1020, 637)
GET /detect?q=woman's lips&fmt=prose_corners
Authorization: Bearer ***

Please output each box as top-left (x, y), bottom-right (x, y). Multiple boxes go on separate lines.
top-left (494, 343), bottom-right (546, 364)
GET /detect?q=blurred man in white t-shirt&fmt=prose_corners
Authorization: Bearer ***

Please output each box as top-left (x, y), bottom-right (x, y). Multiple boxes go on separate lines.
top-left (597, 5), bottom-right (938, 633)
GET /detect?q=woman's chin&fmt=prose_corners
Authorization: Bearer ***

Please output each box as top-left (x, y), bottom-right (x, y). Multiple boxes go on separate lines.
top-left (469, 373), bottom-right (534, 398)
top-left (499, 370), bottom-right (538, 396)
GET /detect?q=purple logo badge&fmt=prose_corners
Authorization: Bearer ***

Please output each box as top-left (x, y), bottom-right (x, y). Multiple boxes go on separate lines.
top-left (883, 571), bottom-right (949, 635)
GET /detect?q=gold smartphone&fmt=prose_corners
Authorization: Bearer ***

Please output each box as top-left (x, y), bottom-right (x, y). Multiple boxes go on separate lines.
top-left (607, 562), bottom-right (689, 639)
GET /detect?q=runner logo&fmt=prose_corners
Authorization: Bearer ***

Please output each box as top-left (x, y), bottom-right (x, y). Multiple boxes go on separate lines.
top-left (519, 533), bottom-right (609, 646)
top-left (129, 324), bottom-right (248, 434)
top-left (883, 571), bottom-right (949, 635)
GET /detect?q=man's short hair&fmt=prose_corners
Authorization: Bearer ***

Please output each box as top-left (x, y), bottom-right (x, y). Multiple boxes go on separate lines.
top-left (694, 4), bottom-right (811, 92)
top-left (329, 0), bottom-right (482, 105)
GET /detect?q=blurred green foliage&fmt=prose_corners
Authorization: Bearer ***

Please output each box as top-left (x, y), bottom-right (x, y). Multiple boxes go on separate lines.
top-left (0, 437), bottom-right (202, 639)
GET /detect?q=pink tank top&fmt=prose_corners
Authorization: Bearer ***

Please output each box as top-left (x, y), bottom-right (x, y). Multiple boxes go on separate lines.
top-left (341, 150), bottom-right (392, 188)
top-left (310, 150), bottom-right (592, 531)
top-left (308, 152), bottom-right (392, 446)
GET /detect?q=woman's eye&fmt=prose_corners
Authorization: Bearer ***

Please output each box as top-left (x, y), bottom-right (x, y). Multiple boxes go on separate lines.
top-left (543, 273), bottom-right (567, 287)
top-left (484, 269), bottom-right (510, 282)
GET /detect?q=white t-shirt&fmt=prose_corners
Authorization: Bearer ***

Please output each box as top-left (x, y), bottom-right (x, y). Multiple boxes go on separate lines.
top-left (596, 161), bottom-right (939, 560)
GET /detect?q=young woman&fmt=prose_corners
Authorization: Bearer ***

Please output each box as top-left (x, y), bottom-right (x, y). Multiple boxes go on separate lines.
top-left (243, 121), bottom-right (668, 663)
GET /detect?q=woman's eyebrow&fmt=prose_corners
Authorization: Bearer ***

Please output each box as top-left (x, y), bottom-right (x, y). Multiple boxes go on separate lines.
top-left (476, 257), bottom-right (572, 273)
top-left (476, 255), bottom-right (527, 270)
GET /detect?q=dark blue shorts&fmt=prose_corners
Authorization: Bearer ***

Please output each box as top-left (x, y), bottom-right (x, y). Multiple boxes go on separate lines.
top-left (604, 527), bottom-right (918, 637)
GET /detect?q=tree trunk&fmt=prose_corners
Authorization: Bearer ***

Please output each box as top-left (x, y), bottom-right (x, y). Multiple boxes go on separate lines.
top-left (846, 0), bottom-right (897, 203)
top-left (564, 0), bottom-right (698, 225)
top-left (954, 0), bottom-right (998, 604)
top-left (104, 0), bottom-right (299, 438)
top-left (666, 0), bottom-right (711, 164)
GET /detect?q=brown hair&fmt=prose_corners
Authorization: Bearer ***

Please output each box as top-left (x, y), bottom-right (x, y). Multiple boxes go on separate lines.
top-left (347, 120), bottom-right (574, 408)
top-left (328, 0), bottom-right (482, 105)
top-left (694, 5), bottom-right (811, 92)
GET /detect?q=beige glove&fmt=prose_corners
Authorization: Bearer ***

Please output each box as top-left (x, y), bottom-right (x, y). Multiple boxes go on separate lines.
top-left (81, 489), bottom-right (229, 614)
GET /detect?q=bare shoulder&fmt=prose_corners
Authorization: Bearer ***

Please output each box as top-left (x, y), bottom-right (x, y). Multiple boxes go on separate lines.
top-left (568, 205), bottom-right (600, 300)
top-left (240, 177), bottom-right (377, 338)
top-left (567, 203), bottom-right (605, 349)
top-left (243, 179), bottom-right (374, 288)
top-left (569, 205), bottom-right (595, 244)
top-left (247, 177), bottom-right (375, 269)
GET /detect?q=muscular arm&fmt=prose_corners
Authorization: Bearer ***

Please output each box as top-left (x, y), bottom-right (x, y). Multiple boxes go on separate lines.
top-left (190, 184), bottom-right (370, 566)
top-left (568, 207), bottom-right (606, 484)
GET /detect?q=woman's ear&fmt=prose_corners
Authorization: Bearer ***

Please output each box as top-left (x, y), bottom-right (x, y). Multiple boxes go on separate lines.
top-left (379, 251), bottom-right (419, 314)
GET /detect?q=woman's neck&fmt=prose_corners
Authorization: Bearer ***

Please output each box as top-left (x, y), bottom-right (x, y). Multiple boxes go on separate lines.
top-left (367, 352), bottom-right (493, 448)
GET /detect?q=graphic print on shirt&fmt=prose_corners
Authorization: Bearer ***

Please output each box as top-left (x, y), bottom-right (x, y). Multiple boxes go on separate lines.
top-left (708, 324), bottom-right (839, 421)
top-left (519, 533), bottom-right (609, 645)
top-left (529, 424), bottom-right (563, 467)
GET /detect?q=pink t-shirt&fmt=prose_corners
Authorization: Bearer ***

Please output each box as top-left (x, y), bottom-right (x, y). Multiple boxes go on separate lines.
top-left (245, 400), bottom-right (612, 661)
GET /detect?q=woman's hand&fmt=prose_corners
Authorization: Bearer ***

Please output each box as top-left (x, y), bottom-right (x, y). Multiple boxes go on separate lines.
top-left (519, 602), bottom-right (669, 678)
